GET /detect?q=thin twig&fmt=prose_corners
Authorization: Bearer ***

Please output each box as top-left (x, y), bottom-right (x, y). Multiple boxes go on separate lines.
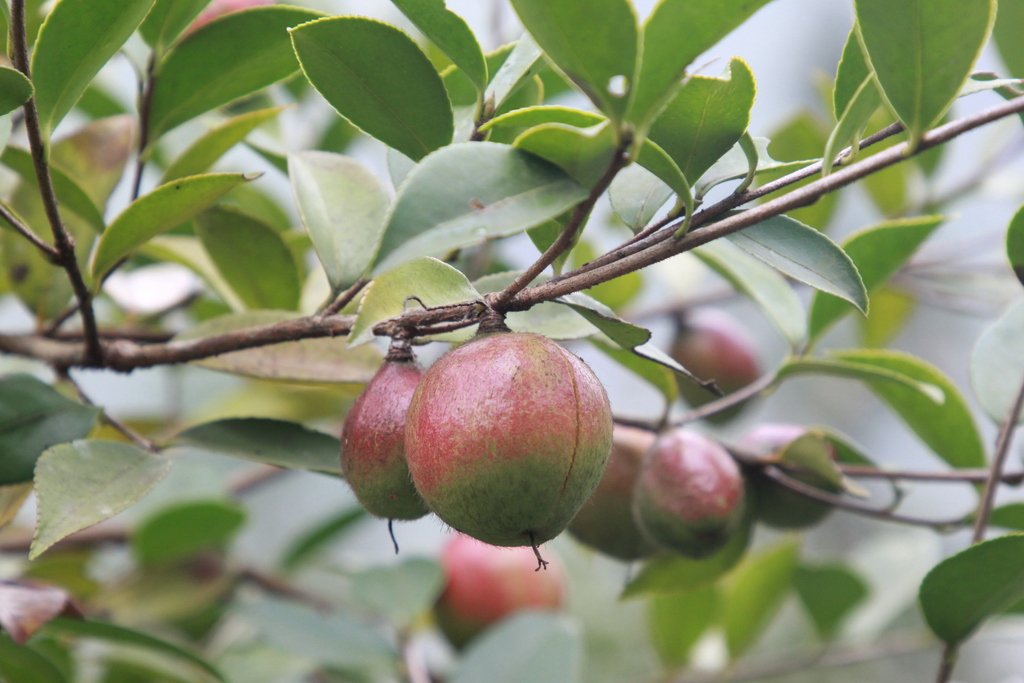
top-left (9, 0), bottom-right (102, 366)
top-left (130, 56), bottom-right (156, 201)
top-left (320, 278), bottom-right (368, 316)
top-left (972, 376), bottom-right (1024, 543)
top-left (841, 464), bottom-right (1024, 485)
top-left (59, 370), bottom-right (160, 452)
top-left (674, 371), bottom-right (777, 425)
top-left (0, 200), bottom-right (60, 261)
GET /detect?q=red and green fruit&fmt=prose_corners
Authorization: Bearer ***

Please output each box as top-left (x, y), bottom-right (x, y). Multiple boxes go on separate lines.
top-left (568, 424), bottom-right (658, 561)
top-left (633, 429), bottom-right (746, 558)
top-left (434, 534), bottom-right (565, 648)
top-left (405, 331), bottom-right (613, 547)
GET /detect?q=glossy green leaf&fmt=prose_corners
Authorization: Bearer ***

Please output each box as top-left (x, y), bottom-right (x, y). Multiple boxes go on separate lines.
top-left (281, 507), bottom-right (367, 569)
top-left (484, 33), bottom-right (544, 113)
top-left (920, 534), bottom-right (1024, 645)
top-left (635, 138), bottom-right (690, 198)
top-left (622, 518), bottom-right (752, 599)
top-left (833, 27), bottom-right (870, 117)
top-left (724, 539), bottom-right (800, 659)
top-left (778, 356), bottom-right (945, 403)
top-left (349, 558), bottom-right (445, 622)
top-left (794, 564), bottom-right (868, 640)
top-left (609, 163), bottom-right (673, 233)
top-left (648, 587), bottom-right (719, 670)
top-left (695, 135), bottom-right (811, 198)
top-left (834, 349), bottom-right (986, 468)
top-left (727, 215), bottom-right (867, 312)
top-left (174, 310), bottom-right (382, 383)
top-left (195, 206), bottom-right (301, 311)
top-left (994, 0), bottom-right (1024, 78)
top-left (392, 0), bottom-right (486, 91)
top-left (291, 16), bottom-right (452, 161)
top-left (508, 0), bottom-right (637, 121)
top-left (2, 146), bottom-right (105, 233)
top-left (0, 66), bottom-right (32, 116)
top-left (351, 257), bottom-right (481, 346)
top-left (0, 633), bottom-right (67, 683)
top-left (49, 114), bottom-right (135, 211)
top-left (148, 7), bottom-right (322, 141)
top-left (823, 74), bottom-right (881, 175)
top-left (514, 120), bottom-right (617, 189)
top-left (629, 0), bottom-right (771, 126)
top-left (592, 339), bottom-right (678, 406)
top-left (755, 113), bottom-right (835, 229)
top-left (989, 504), bottom-right (1024, 531)
top-left (163, 107), bottom-right (285, 183)
top-left (855, 0), bottom-right (995, 147)
top-left (694, 239), bottom-right (807, 346)
top-left (776, 431), bottom-right (845, 492)
top-left (481, 106), bottom-right (605, 133)
top-left (0, 374), bottom-right (100, 485)
top-left (134, 500), bottom-right (246, 566)
top-left (971, 299), bottom-right (1024, 425)
top-left (373, 143), bottom-right (587, 275)
top-left (42, 617), bottom-right (226, 682)
top-left (809, 216), bottom-right (942, 340)
top-left (454, 612), bottom-right (584, 683)
top-left (32, 441), bottom-right (172, 559)
top-left (288, 151), bottom-right (390, 293)
top-left (1007, 204), bottom-right (1024, 287)
top-left (173, 417), bottom-right (341, 475)
top-left (90, 173), bottom-right (252, 283)
top-left (140, 0), bottom-right (210, 55)
top-left (858, 286), bottom-right (915, 348)
top-left (30, 0), bottom-right (155, 137)
top-left (649, 58), bottom-right (755, 183)
top-left (142, 235), bottom-right (246, 311)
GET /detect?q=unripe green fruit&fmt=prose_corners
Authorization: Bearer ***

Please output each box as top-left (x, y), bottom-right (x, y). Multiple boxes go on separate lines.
top-left (405, 331), bottom-right (613, 547)
top-left (633, 430), bottom-right (746, 558)
top-left (568, 424), bottom-right (658, 561)
top-left (671, 308), bottom-right (761, 423)
top-left (434, 534), bottom-right (565, 649)
top-left (341, 358), bottom-right (429, 520)
top-left (740, 423), bottom-right (840, 529)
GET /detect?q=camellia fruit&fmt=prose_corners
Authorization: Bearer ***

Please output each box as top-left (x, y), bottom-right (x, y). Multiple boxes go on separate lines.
top-left (341, 345), bottom-right (429, 522)
top-left (405, 329), bottom-right (612, 554)
top-left (568, 424), bottom-right (658, 561)
top-left (671, 308), bottom-right (761, 422)
top-left (434, 534), bottom-right (565, 648)
top-left (633, 429), bottom-right (746, 558)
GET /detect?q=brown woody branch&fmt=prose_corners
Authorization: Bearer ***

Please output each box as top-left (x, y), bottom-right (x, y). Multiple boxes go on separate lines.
top-left (0, 200), bottom-right (60, 261)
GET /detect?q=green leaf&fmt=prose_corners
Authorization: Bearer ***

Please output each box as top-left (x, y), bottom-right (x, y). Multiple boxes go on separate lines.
top-left (148, 6), bottom-right (322, 141)
top-left (649, 58), bottom-right (755, 183)
top-left (281, 507), bottom-right (367, 569)
top-left (0, 374), bottom-right (100, 485)
top-left (1007, 204), bottom-right (1024, 288)
top-left (855, 0), bottom-right (995, 147)
top-left (920, 534), bottom-right (1024, 645)
top-left (971, 299), bottom-right (1024, 425)
top-left (32, 441), bottom-right (172, 559)
top-left (514, 120), bottom-right (617, 189)
top-left (42, 617), bottom-right (226, 682)
top-left (195, 206), bottom-right (301, 311)
top-left (727, 215), bottom-right (868, 312)
top-left (592, 339), bottom-right (678, 406)
top-left (90, 173), bottom-right (252, 283)
top-left (392, 0), bottom-right (486, 91)
top-left (833, 27), bottom-right (871, 118)
top-left (724, 539), bottom-right (800, 659)
top-left (777, 432), bottom-right (845, 492)
top-left (134, 500), bottom-right (246, 566)
top-left (695, 135), bottom-right (811, 199)
top-left (609, 163), bottom-right (673, 233)
top-left (373, 143), bottom-right (587, 275)
top-left (777, 356), bottom-right (945, 403)
top-left (49, 114), bottom-right (135, 211)
top-left (174, 310), bottom-right (382, 383)
top-left (508, 0), bottom-right (637, 121)
top-left (794, 564), bottom-right (868, 640)
top-left (622, 518), bottom-right (752, 599)
top-left (994, 0), bottom-right (1024, 78)
top-left (755, 113), bottom-right (835, 229)
top-left (648, 587), bottom-right (719, 670)
top-left (0, 633), bottom-right (67, 683)
top-left (808, 216), bottom-right (942, 340)
top-left (466, 271), bottom-right (599, 341)
top-left (989, 504), bottom-right (1024, 531)
top-left (628, 0), bottom-right (771, 127)
top-left (635, 138), bottom-right (691, 198)
top-left (693, 239), bottom-right (807, 347)
top-left (2, 146), bottom-right (106, 233)
top-left (351, 257), bottom-right (481, 346)
top-left (484, 34), bottom-right (544, 113)
top-left (162, 107), bottom-right (286, 183)
top-left (349, 558), bottom-right (445, 622)
top-left (834, 349), bottom-right (986, 468)
top-left (454, 612), bottom-right (584, 683)
top-left (291, 16), bottom-right (452, 161)
top-left (288, 151), bottom-right (390, 293)
top-left (30, 0), bottom-right (155, 138)
top-left (172, 417), bottom-right (341, 474)
top-left (140, 0), bottom-right (210, 56)
top-left (823, 74), bottom-right (881, 175)
top-left (142, 235), bottom-right (246, 312)
top-left (0, 66), bottom-right (32, 116)
top-left (480, 105), bottom-right (605, 133)
top-left (858, 286), bottom-right (916, 348)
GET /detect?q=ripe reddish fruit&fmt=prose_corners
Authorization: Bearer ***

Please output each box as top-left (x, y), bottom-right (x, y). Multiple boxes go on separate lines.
top-left (434, 534), bottom-right (565, 648)
top-left (405, 331), bottom-right (612, 548)
top-left (670, 308), bottom-right (761, 422)
top-left (341, 355), bottom-right (429, 520)
top-left (568, 424), bottom-right (657, 561)
top-left (633, 430), bottom-right (746, 558)
top-left (740, 424), bottom-right (839, 529)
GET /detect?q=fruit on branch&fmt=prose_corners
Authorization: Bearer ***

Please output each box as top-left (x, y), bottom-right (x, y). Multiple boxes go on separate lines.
top-left (670, 308), bottom-right (761, 423)
top-left (341, 347), bottom-right (429, 520)
top-left (568, 424), bottom-right (658, 561)
top-left (405, 330), bottom-right (613, 548)
top-left (739, 423), bottom-right (841, 529)
top-left (633, 429), bottom-right (746, 558)
top-left (434, 534), bottom-right (566, 649)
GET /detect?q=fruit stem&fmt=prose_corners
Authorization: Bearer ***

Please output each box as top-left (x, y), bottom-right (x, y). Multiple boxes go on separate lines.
top-left (528, 531), bottom-right (548, 571)
top-left (385, 336), bottom-right (415, 363)
top-left (388, 519), bottom-right (399, 555)
top-left (477, 309), bottom-right (511, 335)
